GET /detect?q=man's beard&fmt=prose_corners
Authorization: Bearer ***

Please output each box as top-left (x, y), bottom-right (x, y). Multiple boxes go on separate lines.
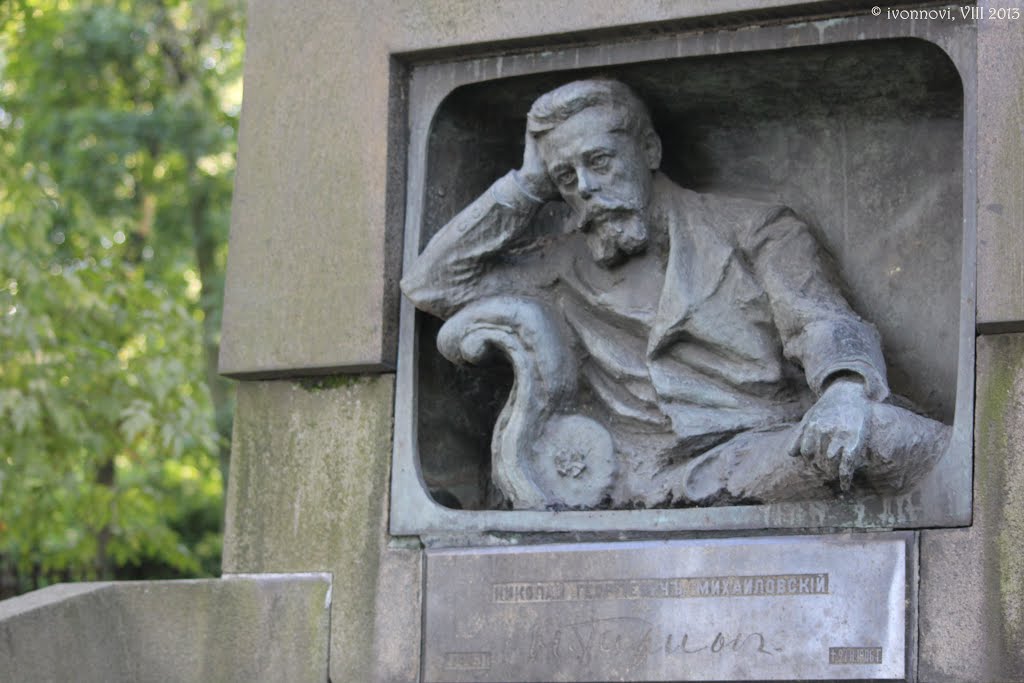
top-left (577, 197), bottom-right (649, 268)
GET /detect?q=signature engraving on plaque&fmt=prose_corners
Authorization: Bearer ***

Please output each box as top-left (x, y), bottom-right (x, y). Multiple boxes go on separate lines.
top-left (494, 574), bottom-right (829, 603)
top-left (443, 651), bottom-right (492, 670)
top-left (829, 646), bottom-right (883, 665)
top-left (526, 617), bottom-right (782, 667)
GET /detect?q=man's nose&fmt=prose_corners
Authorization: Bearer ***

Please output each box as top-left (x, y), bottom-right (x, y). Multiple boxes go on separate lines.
top-left (577, 169), bottom-right (600, 199)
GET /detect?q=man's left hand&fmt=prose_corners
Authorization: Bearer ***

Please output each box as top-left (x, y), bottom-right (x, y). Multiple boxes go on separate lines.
top-left (788, 376), bottom-right (872, 491)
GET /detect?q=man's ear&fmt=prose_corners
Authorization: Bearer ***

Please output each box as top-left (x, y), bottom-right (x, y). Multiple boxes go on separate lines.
top-left (642, 130), bottom-right (662, 170)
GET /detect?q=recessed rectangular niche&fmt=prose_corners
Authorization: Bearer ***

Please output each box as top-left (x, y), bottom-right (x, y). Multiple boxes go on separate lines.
top-left (391, 13), bottom-right (974, 535)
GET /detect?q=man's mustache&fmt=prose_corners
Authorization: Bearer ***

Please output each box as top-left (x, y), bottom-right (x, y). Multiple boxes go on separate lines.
top-left (575, 195), bottom-right (641, 232)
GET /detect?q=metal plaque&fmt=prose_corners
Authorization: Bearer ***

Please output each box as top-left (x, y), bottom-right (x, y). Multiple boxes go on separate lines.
top-left (423, 535), bottom-right (907, 682)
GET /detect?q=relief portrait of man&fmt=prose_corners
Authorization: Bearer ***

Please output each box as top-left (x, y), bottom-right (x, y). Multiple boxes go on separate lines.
top-left (402, 79), bottom-right (950, 511)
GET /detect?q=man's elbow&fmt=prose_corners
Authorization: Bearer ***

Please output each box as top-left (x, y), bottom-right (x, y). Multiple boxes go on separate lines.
top-left (400, 268), bottom-right (433, 311)
top-left (400, 268), bottom-right (456, 320)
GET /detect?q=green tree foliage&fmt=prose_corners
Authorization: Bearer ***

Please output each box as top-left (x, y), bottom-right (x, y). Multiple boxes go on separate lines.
top-left (0, 0), bottom-right (244, 596)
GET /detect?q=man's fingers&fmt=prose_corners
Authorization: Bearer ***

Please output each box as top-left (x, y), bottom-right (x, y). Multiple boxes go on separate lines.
top-left (791, 401), bottom-right (871, 491)
top-left (799, 422), bottom-right (818, 460)
top-left (520, 132), bottom-right (556, 200)
top-left (850, 419), bottom-right (868, 462)
top-left (814, 427), bottom-right (830, 464)
top-left (826, 437), bottom-right (844, 462)
top-left (838, 451), bottom-right (856, 492)
top-left (787, 422), bottom-right (806, 458)
top-left (839, 420), bottom-right (868, 491)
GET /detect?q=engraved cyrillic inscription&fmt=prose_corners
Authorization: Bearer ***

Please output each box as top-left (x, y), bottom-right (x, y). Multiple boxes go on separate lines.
top-left (829, 647), bottom-right (884, 665)
top-left (492, 573), bottom-right (829, 603)
top-left (525, 616), bottom-right (781, 669)
top-left (423, 536), bottom-right (907, 682)
top-left (443, 651), bottom-right (491, 670)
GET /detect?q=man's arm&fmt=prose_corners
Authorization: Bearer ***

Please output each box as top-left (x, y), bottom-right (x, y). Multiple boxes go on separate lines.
top-left (739, 206), bottom-right (889, 490)
top-left (401, 134), bottom-right (557, 319)
top-left (740, 206), bottom-right (889, 401)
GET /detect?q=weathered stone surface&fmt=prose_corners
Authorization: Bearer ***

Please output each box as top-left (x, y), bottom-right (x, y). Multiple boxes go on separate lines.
top-left (0, 574), bottom-right (331, 683)
top-left (221, 376), bottom-right (395, 681)
top-left (977, 4), bottom-right (1024, 328)
top-left (219, 0), bottom-right (866, 376)
top-left (919, 333), bottom-right (1024, 682)
top-left (371, 544), bottom-right (424, 683)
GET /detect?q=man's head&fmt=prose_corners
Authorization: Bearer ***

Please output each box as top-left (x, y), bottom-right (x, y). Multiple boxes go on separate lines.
top-left (527, 80), bottom-right (662, 266)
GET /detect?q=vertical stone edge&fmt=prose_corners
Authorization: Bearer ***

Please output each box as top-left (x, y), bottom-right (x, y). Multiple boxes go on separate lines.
top-left (919, 334), bottom-right (1024, 681)
top-left (976, 3), bottom-right (1024, 329)
top-left (221, 375), bottom-right (397, 682)
top-left (371, 544), bottom-right (424, 682)
top-left (379, 56), bottom-right (411, 370)
top-left (908, 531), bottom-right (919, 683)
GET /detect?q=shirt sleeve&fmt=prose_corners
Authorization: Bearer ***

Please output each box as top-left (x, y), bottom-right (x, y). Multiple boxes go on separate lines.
top-left (400, 172), bottom-right (543, 319)
top-left (739, 205), bottom-right (890, 401)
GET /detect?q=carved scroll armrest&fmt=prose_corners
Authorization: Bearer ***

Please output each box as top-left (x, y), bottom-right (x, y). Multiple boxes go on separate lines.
top-left (437, 296), bottom-right (616, 510)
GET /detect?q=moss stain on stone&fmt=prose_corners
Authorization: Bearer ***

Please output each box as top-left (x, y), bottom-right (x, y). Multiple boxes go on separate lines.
top-left (223, 376), bottom-right (395, 680)
top-left (295, 374), bottom-right (366, 392)
top-left (994, 345), bottom-right (1024, 672)
top-left (975, 336), bottom-right (1024, 676)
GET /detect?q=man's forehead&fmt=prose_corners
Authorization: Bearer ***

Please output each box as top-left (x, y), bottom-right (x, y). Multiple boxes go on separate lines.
top-left (548, 104), bottom-right (628, 134)
top-left (539, 108), bottom-right (631, 157)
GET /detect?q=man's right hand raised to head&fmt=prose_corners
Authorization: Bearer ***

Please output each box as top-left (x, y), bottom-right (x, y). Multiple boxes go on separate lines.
top-left (513, 131), bottom-right (558, 202)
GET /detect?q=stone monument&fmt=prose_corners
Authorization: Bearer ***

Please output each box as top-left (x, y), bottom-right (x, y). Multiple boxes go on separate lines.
top-left (2, 3), bottom-right (1023, 683)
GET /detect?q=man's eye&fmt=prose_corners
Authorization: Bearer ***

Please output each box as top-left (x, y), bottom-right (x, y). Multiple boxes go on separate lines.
top-left (589, 154), bottom-right (611, 170)
top-left (556, 171), bottom-right (577, 186)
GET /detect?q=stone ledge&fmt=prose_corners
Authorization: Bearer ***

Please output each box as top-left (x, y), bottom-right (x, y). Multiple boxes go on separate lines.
top-left (0, 573), bottom-right (331, 683)
top-left (919, 334), bottom-right (1024, 682)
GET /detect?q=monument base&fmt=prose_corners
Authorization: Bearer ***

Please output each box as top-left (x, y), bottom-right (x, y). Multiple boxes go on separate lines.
top-left (423, 534), bottom-right (912, 682)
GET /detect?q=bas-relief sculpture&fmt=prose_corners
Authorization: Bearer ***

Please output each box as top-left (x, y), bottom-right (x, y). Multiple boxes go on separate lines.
top-left (402, 79), bottom-right (951, 511)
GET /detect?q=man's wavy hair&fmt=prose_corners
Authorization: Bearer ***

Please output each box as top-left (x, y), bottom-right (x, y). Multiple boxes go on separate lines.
top-left (526, 79), bottom-right (654, 139)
